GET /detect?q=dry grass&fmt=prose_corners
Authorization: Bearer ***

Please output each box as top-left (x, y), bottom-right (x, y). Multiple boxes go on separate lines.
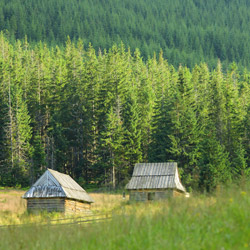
top-left (0, 190), bottom-right (126, 225)
top-left (0, 190), bottom-right (26, 214)
top-left (0, 189), bottom-right (215, 224)
top-left (0, 184), bottom-right (249, 250)
top-left (90, 193), bottom-right (125, 213)
top-left (0, 190), bottom-right (125, 214)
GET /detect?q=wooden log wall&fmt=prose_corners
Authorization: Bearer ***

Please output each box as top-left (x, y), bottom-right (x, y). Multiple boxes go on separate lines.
top-left (65, 199), bottom-right (91, 214)
top-left (129, 191), bottom-right (147, 201)
top-left (26, 198), bottom-right (91, 214)
top-left (129, 189), bottom-right (184, 201)
top-left (27, 198), bottom-right (65, 213)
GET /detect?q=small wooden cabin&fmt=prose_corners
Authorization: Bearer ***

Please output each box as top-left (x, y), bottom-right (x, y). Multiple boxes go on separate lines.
top-left (23, 169), bottom-right (94, 213)
top-left (126, 162), bottom-right (186, 201)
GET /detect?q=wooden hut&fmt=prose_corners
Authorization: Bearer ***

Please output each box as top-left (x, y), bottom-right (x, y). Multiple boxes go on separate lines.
top-left (126, 162), bottom-right (186, 201)
top-left (23, 169), bottom-right (94, 213)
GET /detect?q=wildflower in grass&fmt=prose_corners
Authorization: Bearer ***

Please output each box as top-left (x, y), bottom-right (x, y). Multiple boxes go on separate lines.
top-left (241, 191), bottom-right (246, 196)
top-left (229, 198), bottom-right (233, 203)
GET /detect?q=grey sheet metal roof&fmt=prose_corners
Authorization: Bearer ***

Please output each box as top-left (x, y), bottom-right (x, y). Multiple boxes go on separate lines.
top-left (126, 162), bottom-right (186, 192)
top-left (23, 169), bottom-right (94, 203)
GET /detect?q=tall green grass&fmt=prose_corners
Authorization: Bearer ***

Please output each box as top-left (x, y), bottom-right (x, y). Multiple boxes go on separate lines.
top-left (0, 184), bottom-right (249, 250)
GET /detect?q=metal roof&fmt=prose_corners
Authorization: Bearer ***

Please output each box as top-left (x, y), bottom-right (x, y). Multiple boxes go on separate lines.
top-left (126, 162), bottom-right (186, 192)
top-left (23, 169), bottom-right (94, 203)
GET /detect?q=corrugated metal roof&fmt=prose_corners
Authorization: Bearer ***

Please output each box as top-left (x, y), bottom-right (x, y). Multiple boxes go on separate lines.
top-left (23, 169), bottom-right (94, 203)
top-left (126, 162), bottom-right (186, 192)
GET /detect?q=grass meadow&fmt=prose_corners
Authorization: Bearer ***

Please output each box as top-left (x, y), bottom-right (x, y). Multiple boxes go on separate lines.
top-left (0, 184), bottom-right (249, 250)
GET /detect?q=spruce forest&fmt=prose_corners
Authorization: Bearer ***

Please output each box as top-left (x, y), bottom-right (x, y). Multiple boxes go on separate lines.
top-left (0, 0), bottom-right (250, 192)
top-left (1, 0), bottom-right (250, 69)
top-left (0, 34), bottom-right (249, 191)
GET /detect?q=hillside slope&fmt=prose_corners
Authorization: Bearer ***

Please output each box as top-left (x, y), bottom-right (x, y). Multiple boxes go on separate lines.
top-left (1, 0), bottom-right (250, 68)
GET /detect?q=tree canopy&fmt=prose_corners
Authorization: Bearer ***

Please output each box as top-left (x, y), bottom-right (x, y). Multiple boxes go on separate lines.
top-left (1, 0), bottom-right (250, 68)
top-left (0, 34), bottom-right (249, 191)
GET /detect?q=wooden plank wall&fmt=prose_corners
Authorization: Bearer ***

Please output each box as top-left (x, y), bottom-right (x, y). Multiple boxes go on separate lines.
top-left (27, 198), bottom-right (91, 214)
top-left (129, 189), bottom-right (182, 201)
top-left (155, 190), bottom-right (173, 199)
top-left (65, 199), bottom-right (91, 214)
top-left (27, 198), bottom-right (65, 212)
top-left (129, 192), bottom-right (148, 201)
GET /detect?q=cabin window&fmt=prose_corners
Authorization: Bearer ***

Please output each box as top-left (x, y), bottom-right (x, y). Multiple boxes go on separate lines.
top-left (148, 192), bottom-right (155, 201)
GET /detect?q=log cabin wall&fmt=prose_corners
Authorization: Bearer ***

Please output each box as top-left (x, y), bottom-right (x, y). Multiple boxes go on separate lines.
top-left (27, 198), bottom-right (65, 213)
top-left (129, 191), bottom-right (148, 201)
top-left (129, 189), bottom-right (184, 201)
top-left (65, 199), bottom-right (91, 214)
top-left (155, 190), bottom-right (174, 199)
top-left (27, 198), bottom-right (91, 214)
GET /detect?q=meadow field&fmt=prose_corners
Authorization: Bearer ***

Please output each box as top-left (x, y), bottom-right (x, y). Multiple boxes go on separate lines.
top-left (0, 184), bottom-right (249, 250)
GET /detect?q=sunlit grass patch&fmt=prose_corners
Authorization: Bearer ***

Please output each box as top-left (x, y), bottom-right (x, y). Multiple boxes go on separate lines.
top-left (0, 184), bottom-right (249, 249)
top-left (0, 189), bottom-right (26, 225)
top-left (90, 193), bottom-right (125, 213)
top-left (0, 190), bottom-right (124, 226)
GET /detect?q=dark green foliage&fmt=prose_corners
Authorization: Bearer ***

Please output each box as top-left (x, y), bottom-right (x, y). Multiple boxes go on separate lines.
top-left (122, 89), bottom-right (142, 172)
top-left (31, 132), bottom-right (46, 183)
top-left (168, 67), bottom-right (202, 188)
top-left (0, 85), bottom-right (10, 185)
top-left (1, 0), bottom-right (250, 68)
top-left (200, 133), bottom-right (231, 191)
top-left (0, 34), bottom-right (249, 191)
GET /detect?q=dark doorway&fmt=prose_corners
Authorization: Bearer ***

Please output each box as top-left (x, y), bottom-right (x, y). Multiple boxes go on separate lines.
top-left (148, 192), bottom-right (155, 201)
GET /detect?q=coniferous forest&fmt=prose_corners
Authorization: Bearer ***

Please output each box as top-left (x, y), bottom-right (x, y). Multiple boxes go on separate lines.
top-left (1, 0), bottom-right (250, 191)
top-left (0, 33), bottom-right (249, 191)
top-left (1, 0), bottom-right (250, 69)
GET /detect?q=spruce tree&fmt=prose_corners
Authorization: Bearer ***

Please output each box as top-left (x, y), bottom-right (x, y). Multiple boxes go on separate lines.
top-left (168, 66), bottom-right (201, 188)
top-left (200, 133), bottom-right (231, 191)
top-left (101, 106), bottom-right (124, 188)
top-left (122, 88), bottom-right (142, 176)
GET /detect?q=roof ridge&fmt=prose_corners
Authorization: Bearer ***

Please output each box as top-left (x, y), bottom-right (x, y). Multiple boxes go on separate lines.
top-left (48, 168), bottom-right (69, 176)
top-left (135, 162), bottom-right (177, 165)
top-left (132, 174), bottom-right (175, 176)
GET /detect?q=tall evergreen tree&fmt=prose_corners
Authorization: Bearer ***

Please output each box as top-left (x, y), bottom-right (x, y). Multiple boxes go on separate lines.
top-left (199, 132), bottom-right (231, 191)
top-left (168, 66), bottom-right (201, 188)
top-left (122, 88), bottom-right (142, 176)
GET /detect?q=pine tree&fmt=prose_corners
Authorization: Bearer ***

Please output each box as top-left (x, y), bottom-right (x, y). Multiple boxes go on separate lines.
top-left (101, 106), bottom-right (124, 188)
top-left (12, 85), bottom-right (33, 186)
top-left (31, 132), bottom-right (46, 183)
top-left (223, 64), bottom-right (246, 178)
top-left (0, 76), bottom-right (10, 185)
top-left (148, 51), bottom-right (173, 162)
top-left (231, 140), bottom-right (248, 178)
top-left (168, 66), bottom-right (201, 188)
top-left (208, 61), bottom-right (227, 144)
top-left (122, 88), bottom-right (142, 176)
top-left (149, 94), bottom-right (172, 162)
top-left (200, 133), bottom-right (231, 191)
top-left (134, 50), bottom-right (155, 160)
